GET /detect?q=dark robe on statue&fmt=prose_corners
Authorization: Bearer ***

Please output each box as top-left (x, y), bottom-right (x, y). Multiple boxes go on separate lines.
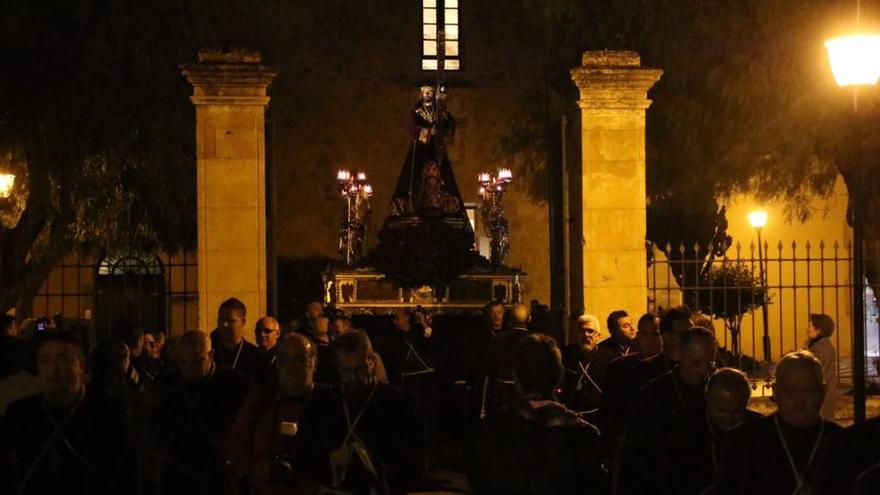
top-left (372, 98), bottom-right (483, 287)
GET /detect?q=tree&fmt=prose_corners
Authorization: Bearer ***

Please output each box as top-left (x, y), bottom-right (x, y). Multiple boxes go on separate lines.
top-left (0, 0), bottom-right (211, 314)
top-left (509, 0), bottom-right (868, 234)
top-left (698, 263), bottom-right (769, 358)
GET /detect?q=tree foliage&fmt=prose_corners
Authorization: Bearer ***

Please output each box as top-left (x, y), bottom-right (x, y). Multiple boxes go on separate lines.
top-left (511, 0), bottom-right (878, 234)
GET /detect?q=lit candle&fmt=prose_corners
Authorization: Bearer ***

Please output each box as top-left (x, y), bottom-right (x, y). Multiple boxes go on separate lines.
top-left (337, 169), bottom-right (350, 182)
top-left (478, 172), bottom-right (491, 184)
top-left (363, 184), bottom-right (373, 195)
top-left (498, 168), bottom-right (513, 182)
top-left (356, 171), bottom-right (367, 182)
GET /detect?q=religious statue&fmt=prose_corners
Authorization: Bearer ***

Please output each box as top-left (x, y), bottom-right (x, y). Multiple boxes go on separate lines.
top-left (390, 85), bottom-right (467, 223)
top-left (371, 85), bottom-right (483, 288)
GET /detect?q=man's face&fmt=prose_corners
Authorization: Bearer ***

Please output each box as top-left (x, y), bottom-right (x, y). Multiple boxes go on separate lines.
top-left (217, 308), bottom-right (246, 344)
top-left (177, 345), bottom-right (213, 383)
top-left (616, 316), bottom-right (636, 342)
top-left (420, 87), bottom-right (435, 104)
top-left (678, 339), bottom-right (716, 387)
top-left (637, 318), bottom-right (663, 357)
top-left (275, 339), bottom-right (315, 396)
top-left (130, 333), bottom-right (145, 358)
top-left (336, 350), bottom-right (375, 396)
top-left (256, 320), bottom-right (281, 351)
top-left (487, 305), bottom-right (505, 330)
top-left (774, 365), bottom-right (825, 428)
top-left (331, 318), bottom-right (351, 338)
top-left (807, 321), bottom-right (822, 340)
top-left (577, 320), bottom-right (601, 352)
top-left (144, 333), bottom-right (161, 359)
top-left (707, 386), bottom-right (750, 431)
top-left (306, 303), bottom-right (323, 321)
top-left (38, 341), bottom-right (85, 401)
top-left (663, 319), bottom-right (692, 362)
top-left (393, 310), bottom-right (411, 332)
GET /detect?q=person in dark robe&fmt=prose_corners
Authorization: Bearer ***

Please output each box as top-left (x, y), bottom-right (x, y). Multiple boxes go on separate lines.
top-left (469, 333), bottom-right (607, 495)
top-left (451, 301), bottom-right (506, 436)
top-left (225, 333), bottom-right (323, 494)
top-left (813, 412), bottom-right (880, 493)
top-left (375, 308), bottom-right (438, 456)
top-left (598, 312), bottom-right (663, 455)
top-left (153, 330), bottom-right (250, 495)
top-left (653, 368), bottom-right (761, 495)
top-left (210, 297), bottom-right (269, 380)
top-left (559, 313), bottom-right (604, 423)
top-left (615, 326), bottom-right (716, 495)
top-left (295, 330), bottom-right (426, 495)
top-left (255, 316), bottom-right (282, 364)
top-left (590, 310), bottom-right (638, 406)
top-left (717, 351), bottom-right (842, 495)
top-left (634, 326), bottom-right (716, 426)
top-left (1, 333), bottom-right (136, 495)
top-left (487, 303), bottom-right (531, 414)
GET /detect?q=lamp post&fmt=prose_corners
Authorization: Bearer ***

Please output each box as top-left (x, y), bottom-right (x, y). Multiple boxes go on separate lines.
top-left (336, 169), bottom-right (373, 266)
top-left (478, 168), bottom-right (513, 267)
top-left (748, 210), bottom-right (771, 362)
top-left (825, 18), bottom-right (880, 423)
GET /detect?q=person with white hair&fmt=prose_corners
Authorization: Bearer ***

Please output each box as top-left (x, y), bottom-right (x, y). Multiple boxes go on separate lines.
top-left (717, 351), bottom-right (842, 495)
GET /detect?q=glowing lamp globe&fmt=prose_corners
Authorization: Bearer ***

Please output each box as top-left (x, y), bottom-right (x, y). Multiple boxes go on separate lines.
top-left (0, 173), bottom-right (14, 199)
top-left (748, 210), bottom-right (768, 229)
top-left (825, 35), bottom-right (880, 86)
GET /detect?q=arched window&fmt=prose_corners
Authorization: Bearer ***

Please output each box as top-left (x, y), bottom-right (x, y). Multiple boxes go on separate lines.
top-left (422, 0), bottom-right (460, 71)
top-left (95, 254), bottom-right (165, 338)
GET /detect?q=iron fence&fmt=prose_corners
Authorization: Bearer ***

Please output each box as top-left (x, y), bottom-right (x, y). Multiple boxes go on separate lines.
top-left (29, 251), bottom-right (198, 343)
top-left (647, 240), bottom-right (880, 386)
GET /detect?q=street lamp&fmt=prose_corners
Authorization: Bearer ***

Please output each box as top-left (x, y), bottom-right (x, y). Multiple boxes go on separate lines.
top-left (0, 172), bottom-right (14, 199)
top-left (825, 18), bottom-right (880, 423)
top-left (748, 210), bottom-right (771, 362)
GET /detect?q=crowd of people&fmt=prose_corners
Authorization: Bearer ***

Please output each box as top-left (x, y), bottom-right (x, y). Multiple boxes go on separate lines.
top-left (0, 300), bottom-right (877, 494)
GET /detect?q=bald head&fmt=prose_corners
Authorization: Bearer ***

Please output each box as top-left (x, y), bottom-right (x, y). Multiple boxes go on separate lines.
top-left (511, 304), bottom-right (530, 326)
top-left (176, 331), bottom-right (213, 382)
top-left (774, 351), bottom-right (826, 428)
top-left (677, 327), bottom-right (717, 387)
top-left (255, 315), bottom-right (281, 351)
top-left (706, 368), bottom-right (751, 431)
top-left (276, 333), bottom-right (317, 396)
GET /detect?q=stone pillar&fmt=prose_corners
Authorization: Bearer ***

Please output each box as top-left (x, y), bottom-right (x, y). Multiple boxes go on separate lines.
top-left (570, 51), bottom-right (662, 321)
top-left (181, 49), bottom-right (276, 333)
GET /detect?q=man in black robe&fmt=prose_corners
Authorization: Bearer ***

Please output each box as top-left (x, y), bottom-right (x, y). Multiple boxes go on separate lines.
top-left (210, 297), bottom-right (269, 380)
top-left (487, 303), bottom-right (531, 414)
top-left (599, 312), bottom-right (663, 439)
top-left (559, 313), bottom-right (603, 423)
top-left (615, 326), bottom-right (716, 494)
top-left (153, 330), bottom-right (249, 494)
top-left (717, 351), bottom-right (842, 495)
top-left (452, 301), bottom-right (505, 432)
top-left (376, 308), bottom-right (438, 454)
top-left (469, 333), bottom-right (607, 494)
top-left (654, 368), bottom-right (761, 495)
top-left (1, 333), bottom-right (136, 495)
top-left (295, 330), bottom-right (426, 495)
top-left (814, 416), bottom-right (880, 494)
